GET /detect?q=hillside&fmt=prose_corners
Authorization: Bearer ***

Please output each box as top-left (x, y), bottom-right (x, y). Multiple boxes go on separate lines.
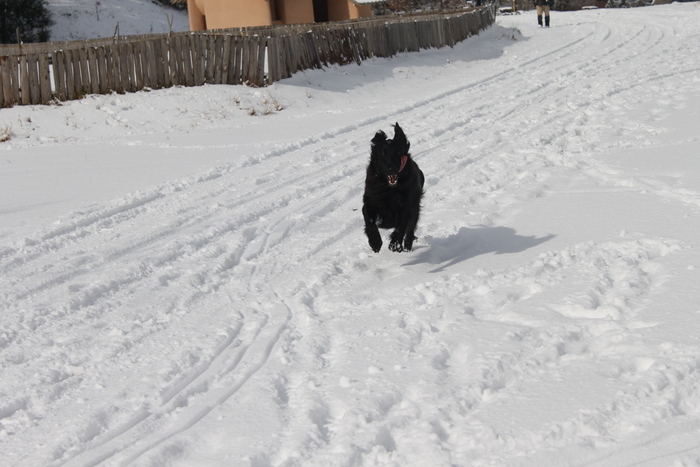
top-left (46, 0), bottom-right (189, 41)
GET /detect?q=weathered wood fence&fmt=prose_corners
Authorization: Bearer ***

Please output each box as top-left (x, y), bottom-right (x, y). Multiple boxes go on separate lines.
top-left (0, 6), bottom-right (495, 108)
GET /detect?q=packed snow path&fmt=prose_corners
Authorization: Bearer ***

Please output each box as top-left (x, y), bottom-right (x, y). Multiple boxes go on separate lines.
top-left (2, 4), bottom-right (700, 466)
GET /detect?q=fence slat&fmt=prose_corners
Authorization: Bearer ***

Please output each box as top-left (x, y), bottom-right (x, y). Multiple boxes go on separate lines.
top-left (37, 53), bottom-right (51, 103)
top-left (182, 35), bottom-right (195, 87)
top-left (1, 57), bottom-right (14, 107)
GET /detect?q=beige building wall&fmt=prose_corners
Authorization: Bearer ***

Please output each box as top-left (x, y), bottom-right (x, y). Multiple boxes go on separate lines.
top-left (277, 0), bottom-right (316, 25)
top-left (187, 0), bottom-right (272, 30)
top-left (328, 0), bottom-right (349, 21)
top-left (349, 2), bottom-right (373, 20)
top-left (187, 0), bottom-right (373, 31)
top-left (329, 1), bottom-right (372, 21)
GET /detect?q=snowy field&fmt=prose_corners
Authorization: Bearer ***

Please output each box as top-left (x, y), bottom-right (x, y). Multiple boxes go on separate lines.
top-left (46, 0), bottom-right (189, 41)
top-left (2, 3), bottom-right (700, 466)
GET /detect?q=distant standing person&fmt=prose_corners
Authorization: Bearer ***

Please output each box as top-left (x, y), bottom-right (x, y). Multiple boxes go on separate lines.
top-left (536, 0), bottom-right (551, 27)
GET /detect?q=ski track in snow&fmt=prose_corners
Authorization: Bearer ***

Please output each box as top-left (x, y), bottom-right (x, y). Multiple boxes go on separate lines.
top-left (2, 5), bottom-right (700, 466)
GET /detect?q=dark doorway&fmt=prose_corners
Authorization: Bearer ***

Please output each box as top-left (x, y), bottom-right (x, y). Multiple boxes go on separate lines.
top-left (313, 0), bottom-right (329, 22)
top-left (270, 0), bottom-right (282, 22)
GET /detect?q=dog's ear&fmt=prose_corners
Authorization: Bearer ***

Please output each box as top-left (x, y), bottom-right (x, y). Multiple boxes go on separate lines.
top-left (392, 123), bottom-right (410, 155)
top-left (371, 130), bottom-right (387, 147)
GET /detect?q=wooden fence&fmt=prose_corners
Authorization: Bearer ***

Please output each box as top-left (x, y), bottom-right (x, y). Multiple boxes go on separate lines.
top-left (0, 6), bottom-right (495, 108)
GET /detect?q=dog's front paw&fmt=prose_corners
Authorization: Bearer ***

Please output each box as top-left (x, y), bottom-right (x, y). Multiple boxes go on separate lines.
top-left (403, 235), bottom-right (416, 252)
top-left (389, 240), bottom-right (404, 252)
top-left (368, 234), bottom-right (382, 253)
top-left (366, 226), bottom-right (383, 253)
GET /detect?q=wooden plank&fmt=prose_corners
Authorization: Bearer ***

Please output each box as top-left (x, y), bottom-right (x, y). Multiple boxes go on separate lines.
top-left (124, 42), bottom-right (136, 92)
top-left (51, 51), bottom-right (63, 100)
top-left (312, 31), bottom-right (326, 66)
top-left (158, 38), bottom-right (170, 88)
top-left (256, 35), bottom-right (266, 86)
top-left (71, 49), bottom-right (84, 97)
top-left (66, 49), bottom-right (79, 100)
top-left (19, 55), bottom-right (30, 105)
top-left (119, 42), bottom-right (130, 92)
top-left (132, 41), bottom-right (145, 90)
top-left (61, 49), bottom-right (72, 100)
top-left (220, 35), bottom-right (232, 85)
top-left (240, 36), bottom-right (250, 83)
top-left (211, 35), bottom-right (222, 84)
top-left (144, 40), bottom-right (156, 89)
top-left (246, 36), bottom-right (259, 85)
top-left (204, 35), bottom-right (217, 84)
top-left (197, 34), bottom-right (208, 86)
top-left (151, 39), bottom-right (163, 89)
top-left (184, 35), bottom-right (195, 86)
top-left (114, 42), bottom-right (126, 93)
top-left (178, 35), bottom-right (189, 86)
top-left (169, 36), bottom-right (181, 86)
top-left (26, 55), bottom-right (41, 104)
top-left (95, 47), bottom-right (108, 94)
top-left (167, 36), bottom-right (179, 86)
top-left (227, 36), bottom-right (237, 84)
top-left (273, 35), bottom-right (285, 81)
top-left (37, 53), bottom-right (52, 103)
top-left (0, 59), bottom-right (5, 107)
top-left (285, 35), bottom-right (295, 75)
top-left (183, 35), bottom-right (195, 87)
top-left (310, 32), bottom-right (323, 68)
top-left (145, 40), bottom-right (158, 88)
top-left (192, 34), bottom-right (204, 86)
top-left (87, 47), bottom-right (99, 94)
top-left (0, 57), bottom-right (14, 107)
top-left (78, 47), bottom-right (90, 95)
top-left (10, 55), bottom-right (20, 105)
top-left (103, 45), bottom-right (115, 91)
top-left (282, 35), bottom-right (292, 79)
top-left (266, 35), bottom-right (278, 84)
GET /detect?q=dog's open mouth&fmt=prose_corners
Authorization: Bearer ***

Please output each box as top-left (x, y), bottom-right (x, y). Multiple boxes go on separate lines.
top-left (387, 175), bottom-right (398, 186)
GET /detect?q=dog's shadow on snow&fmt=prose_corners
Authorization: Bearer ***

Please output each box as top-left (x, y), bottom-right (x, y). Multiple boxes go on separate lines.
top-left (405, 226), bottom-right (555, 273)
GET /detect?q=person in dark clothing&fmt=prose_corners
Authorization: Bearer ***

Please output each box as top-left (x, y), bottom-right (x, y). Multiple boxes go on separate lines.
top-left (535, 0), bottom-right (551, 27)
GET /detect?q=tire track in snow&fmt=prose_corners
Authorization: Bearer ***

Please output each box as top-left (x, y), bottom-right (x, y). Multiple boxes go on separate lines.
top-left (65, 303), bottom-right (290, 467)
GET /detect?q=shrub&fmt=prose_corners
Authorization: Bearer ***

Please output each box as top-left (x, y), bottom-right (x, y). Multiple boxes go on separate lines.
top-left (0, 0), bottom-right (54, 44)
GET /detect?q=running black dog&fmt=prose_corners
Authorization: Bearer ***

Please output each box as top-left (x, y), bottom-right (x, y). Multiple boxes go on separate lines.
top-left (362, 123), bottom-right (425, 253)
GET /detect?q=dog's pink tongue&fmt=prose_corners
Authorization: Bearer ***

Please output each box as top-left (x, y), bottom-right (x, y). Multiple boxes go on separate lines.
top-left (399, 156), bottom-right (408, 172)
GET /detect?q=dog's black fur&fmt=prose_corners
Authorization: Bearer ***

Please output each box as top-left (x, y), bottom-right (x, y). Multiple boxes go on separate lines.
top-left (362, 123), bottom-right (425, 253)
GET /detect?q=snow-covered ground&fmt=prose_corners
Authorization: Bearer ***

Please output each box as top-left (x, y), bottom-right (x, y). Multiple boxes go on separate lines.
top-left (46, 0), bottom-right (189, 41)
top-left (2, 3), bottom-right (700, 466)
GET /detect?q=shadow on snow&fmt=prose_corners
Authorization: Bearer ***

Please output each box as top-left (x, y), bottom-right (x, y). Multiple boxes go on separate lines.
top-left (405, 226), bottom-right (555, 273)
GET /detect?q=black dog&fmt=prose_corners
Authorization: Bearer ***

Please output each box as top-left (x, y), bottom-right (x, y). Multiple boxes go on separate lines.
top-left (362, 123), bottom-right (425, 253)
